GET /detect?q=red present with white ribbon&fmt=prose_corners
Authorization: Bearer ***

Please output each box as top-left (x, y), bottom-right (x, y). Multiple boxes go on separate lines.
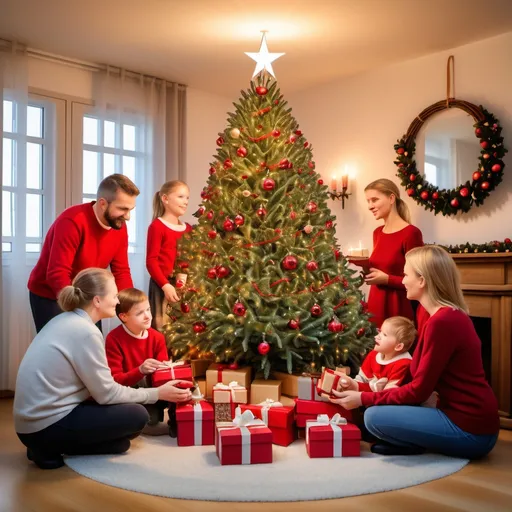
top-left (215, 407), bottom-right (273, 465)
top-left (298, 374), bottom-right (329, 402)
top-left (152, 361), bottom-right (193, 387)
top-left (316, 368), bottom-right (347, 398)
top-left (295, 398), bottom-right (352, 427)
top-left (306, 414), bottom-right (361, 458)
top-left (239, 399), bottom-right (296, 446)
top-left (176, 401), bottom-right (214, 446)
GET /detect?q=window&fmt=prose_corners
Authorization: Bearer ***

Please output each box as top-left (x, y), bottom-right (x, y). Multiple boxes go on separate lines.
top-left (2, 98), bottom-right (55, 255)
top-left (81, 115), bottom-right (142, 253)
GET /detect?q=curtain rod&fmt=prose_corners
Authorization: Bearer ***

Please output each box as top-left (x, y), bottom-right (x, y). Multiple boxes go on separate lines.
top-left (0, 38), bottom-right (187, 89)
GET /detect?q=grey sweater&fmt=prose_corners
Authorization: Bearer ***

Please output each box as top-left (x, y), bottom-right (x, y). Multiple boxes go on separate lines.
top-left (14, 309), bottom-right (159, 434)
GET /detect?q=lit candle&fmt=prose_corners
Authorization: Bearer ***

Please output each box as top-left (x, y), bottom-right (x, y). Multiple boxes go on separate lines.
top-left (341, 173), bottom-right (349, 191)
top-left (330, 175), bottom-right (337, 192)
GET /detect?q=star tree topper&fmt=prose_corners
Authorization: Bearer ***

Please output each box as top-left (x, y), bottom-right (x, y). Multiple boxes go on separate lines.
top-left (245, 31), bottom-right (285, 79)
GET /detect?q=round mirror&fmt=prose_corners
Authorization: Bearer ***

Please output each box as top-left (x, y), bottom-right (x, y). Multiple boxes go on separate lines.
top-left (416, 109), bottom-right (480, 190)
top-left (393, 100), bottom-right (507, 216)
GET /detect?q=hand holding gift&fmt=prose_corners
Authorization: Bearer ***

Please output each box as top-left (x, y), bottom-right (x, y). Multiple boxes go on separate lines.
top-left (157, 380), bottom-right (193, 402)
top-left (139, 358), bottom-right (167, 375)
top-left (337, 376), bottom-right (358, 392)
top-left (317, 367), bottom-right (349, 398)
top-left (329, 389), bottom-right (363, 410)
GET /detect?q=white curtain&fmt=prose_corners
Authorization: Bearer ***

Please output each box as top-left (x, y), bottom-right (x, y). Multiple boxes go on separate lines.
top-left (0, 46), bottom-right (32, 391)
top-left (92, 67), bottom-right (187, 333)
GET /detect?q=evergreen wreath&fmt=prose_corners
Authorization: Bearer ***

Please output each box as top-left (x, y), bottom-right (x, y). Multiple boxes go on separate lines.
top-left (394, 102), bottom-right (507, 217)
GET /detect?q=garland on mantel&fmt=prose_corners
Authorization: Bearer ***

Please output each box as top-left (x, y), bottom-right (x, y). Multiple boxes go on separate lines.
top-left (441, 238), bottom-right (512, 254)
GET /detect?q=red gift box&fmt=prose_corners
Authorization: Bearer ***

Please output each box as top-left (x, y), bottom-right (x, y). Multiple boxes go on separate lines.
top-left (176, 401), bottom-right (214, 446)
top-left (316, 368), bottom-right (346, 398)
top-left (306, 414), bottom-right (361, 458)
top-left (152, 361), bottom-right (193, 387)
top-left (295, 398), bottom-right (352, 427)
top-left (215, 409), bottom-right (273, 465)
top-left (239, 400), bottom-right (296, 447)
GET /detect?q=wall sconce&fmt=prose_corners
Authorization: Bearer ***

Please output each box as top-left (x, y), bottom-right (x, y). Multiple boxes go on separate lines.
top-left (328, 172), bottom-right (351, 209)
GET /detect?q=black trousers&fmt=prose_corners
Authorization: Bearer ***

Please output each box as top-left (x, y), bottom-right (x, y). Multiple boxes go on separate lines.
top-left (29, 291), bottom-right (102, 333)
top-left (17, 402), bottom-right (149, 457)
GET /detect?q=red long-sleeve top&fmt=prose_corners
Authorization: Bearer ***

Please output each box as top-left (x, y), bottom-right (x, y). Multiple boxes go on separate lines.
top-left (105, 324), bottom-right (169, 387)
top-left (367, 224), bottom-right (423, 327)
top-left (146, 219), bottom-right (192, 289)
top-left (361, 307), bottom-right (500, 435)
top-left (28, 202), bottom-right (133, 299)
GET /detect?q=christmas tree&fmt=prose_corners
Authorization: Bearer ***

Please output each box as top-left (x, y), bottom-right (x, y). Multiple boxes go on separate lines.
top-left (163, 67), bottom-right (375, 377)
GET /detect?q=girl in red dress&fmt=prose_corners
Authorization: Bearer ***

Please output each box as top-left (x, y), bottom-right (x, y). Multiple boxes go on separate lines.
top-left (361, 179), bottom-right (424, 328)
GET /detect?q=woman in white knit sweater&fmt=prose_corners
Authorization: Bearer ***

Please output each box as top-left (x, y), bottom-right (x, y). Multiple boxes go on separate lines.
top-left (14, 268), bottom-right (192, 469)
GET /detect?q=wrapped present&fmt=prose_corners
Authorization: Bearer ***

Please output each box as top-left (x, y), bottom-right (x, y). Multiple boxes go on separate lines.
top-left (316, 368), bottom-right (347, 398)
top-left (240, 399), bottom-right (296, 446)
top-left (152, 361), bottom-right (193, 387)
top-left (272, 371), bottom-right (301, 397)
top-left (298, 373), bottom-right (329, 402)
top-left (206, 363), bottom-right (251, 398)
top-left (215, 408), bottom-right (273, 465)
top-left (249, 379), bottom-right (281, 404)
top-left (176, 401), bottom-right (214, 446)
top-left (214, 403), bottom-right (233, 422)
top-left (295, 398), bottom-right (352, 427)
top-left (212, 381), bottom-right (248, 421)
top-left (195, 377), bottom-right (206, 397)
top-left (306, 414), bottom-right (361, 458)
top-left (191, 359), bottom-right (214, 378)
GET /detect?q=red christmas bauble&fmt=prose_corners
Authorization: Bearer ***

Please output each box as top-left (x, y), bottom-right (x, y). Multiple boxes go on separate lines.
top-left (198, 206), bottom-right (205, 215)
top-left (223, 218), bottom-right (235, 232)
top-left (258, 341), bottom-right (270, 355)
top-left (420, 191), bottom-right (429, 200)
top-left (357, 327), bottom-right (365, 337)
top-left (475, 128), bottom-right (482, 137)
top-left (278, 158), bottom-right (289, 169)
top-left (308, 161), bottom-right (315, 169)
top-left (310, 304), bottom-right (322, 317)
top-left (180, 302), bottom-right (190, 313)
top-left (241, 175), bottom-right (248, 180)
top-left (480, 141), bottom-right (489, 149)
top-left (236, 146), bottom-right (248, 158)
top-left (216, 266), bottom-right (230, 278)
top-left (262, 178), bottom-right (276, 191)
top-left (234, 214), bottom-right (245, 226)
top-left (216, 136), bottom-right (224, 146)
top-left (193, 322), bottom-right (206, 333)
top-left (281, 255), bottom-right (298, 271)
top-left (334, 249), bottom-right (341, 261)
top-left (207, 210), bottom-right (214, 220)
top-left (255, 86), bottom-right (268, 96)
top-left (200, 190), bottom-right (209, 199)
top-left (288, 319), bottom-right (300, 330)
top-left (450, 198), bottom-right (460, 208)
top-left (325, 220), bottom-right (333, 229)
top-left (289, 135), bottom-right (297, 143)
top-left (307, 201), bottom-right (318, 213)
top-left (207, 267), bottom-right (217, 279)
top-left (229, 362), bottom-right (239, 370)
top-left (178, 261), bottom-right (189, 270)
top-left (481, 181), bottom-right (490, 190)
top-left (396, 147), bottom-right (405, 155)
top-left (407, 188), bottom-right (415, 196)
top-left (432, 191), bottom-right (439, 200)
top-left (257, 206), bottom-right (267, 217)
top-left (207, 230), bottom-right (217, 239)
top-left (209, 166), bottom-right (216, 175)
top-left (328, 318), bottom-right (344, 333)
top-left (473, 171), bottom-right (482, 181)
top-left (290, 211), bottom-right (297, 220)
top-left (460, 188), bottom-right (469, 198)
top-left (492, 164), bottom-right (502, 172)
top-left (233, 301), bottom-right (246, 316)
top-left (409, 174), bottom-right (416, 181)
top-left (483, 153), bottom-right (490, 160)
top-left (223, 159), bottom-right (233, 169)
top-left (229, 255), bottom-right (235, 261)
top-left (272, 129), bottom-right (281, 138)
top-left (505, 238), bottom-right (511, 244)
top-left (295, 130), bottom-right (302, 136)
top-left (306, 260), bottom-right (319, 271)
top-left (318, 179), bottom-right (324, 185)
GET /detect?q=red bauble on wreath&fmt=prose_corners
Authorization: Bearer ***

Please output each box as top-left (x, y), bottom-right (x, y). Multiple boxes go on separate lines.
top-left (459, 188), bottom-right (469, 198)
top-left (281, 255), bottom-right (298, 271)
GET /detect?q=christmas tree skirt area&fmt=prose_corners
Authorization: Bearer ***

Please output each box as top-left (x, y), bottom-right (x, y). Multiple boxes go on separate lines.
top-left (64, 435), bottom-right (469, 502)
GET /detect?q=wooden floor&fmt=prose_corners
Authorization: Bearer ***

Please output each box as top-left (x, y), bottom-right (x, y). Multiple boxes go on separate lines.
top-left (1, 399), bottom-right (512, 512)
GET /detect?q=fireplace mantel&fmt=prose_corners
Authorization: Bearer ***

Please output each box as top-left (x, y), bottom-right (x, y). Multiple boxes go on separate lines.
top-left (451, 253), bottom-right (512, 429)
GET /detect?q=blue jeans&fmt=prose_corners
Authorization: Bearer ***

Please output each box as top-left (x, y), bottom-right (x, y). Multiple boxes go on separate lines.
top-left (364, 405), bottom-right (498, 459)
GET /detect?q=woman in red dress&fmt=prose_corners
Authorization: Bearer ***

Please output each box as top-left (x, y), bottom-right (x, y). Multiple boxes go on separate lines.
top-left (361, 179), bottom-right (424, 328)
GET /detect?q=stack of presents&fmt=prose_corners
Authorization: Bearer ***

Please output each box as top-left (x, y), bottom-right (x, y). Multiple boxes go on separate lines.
top-left (152, 361), bottom-right (361, 465)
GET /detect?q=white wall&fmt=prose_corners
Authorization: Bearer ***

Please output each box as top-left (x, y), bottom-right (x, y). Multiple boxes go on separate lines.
top-left (287, 31), bottom-right (512, 251)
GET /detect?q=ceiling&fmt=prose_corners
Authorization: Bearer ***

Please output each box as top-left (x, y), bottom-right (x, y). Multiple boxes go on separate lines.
top-left (1, 0), bottom-right (512, 97)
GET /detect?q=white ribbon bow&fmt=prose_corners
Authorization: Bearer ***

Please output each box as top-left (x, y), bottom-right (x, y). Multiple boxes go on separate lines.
top-left (306, 413), bottom-right (347, 457)
top-left (213, 381), bottom-right (244, 402)
top-left (257, 398), bottom-right (283, 425)
top-left (162, 360), bottom-right (186, 380)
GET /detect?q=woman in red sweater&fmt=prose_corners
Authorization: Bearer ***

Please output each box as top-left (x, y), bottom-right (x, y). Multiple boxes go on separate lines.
top-left (146, 180), bottom-right (192, 329)
top-left (356, 179), bottom-right (424, 328)
top-left (333, 245), bottom-right (500, 459)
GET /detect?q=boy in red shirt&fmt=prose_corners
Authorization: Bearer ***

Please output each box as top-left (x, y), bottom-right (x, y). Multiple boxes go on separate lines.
top-left (340, 316), bottom-right (416, 392)
top-left (105, 288), bottom-right (172, 434)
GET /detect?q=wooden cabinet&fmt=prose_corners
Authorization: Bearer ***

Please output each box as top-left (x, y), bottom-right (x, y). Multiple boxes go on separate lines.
top-left (452, 253), bottom-right (512, 429)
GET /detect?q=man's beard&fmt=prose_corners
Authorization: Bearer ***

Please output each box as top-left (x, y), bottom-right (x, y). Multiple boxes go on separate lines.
top-left (104, 205), bottom-right (126, 230)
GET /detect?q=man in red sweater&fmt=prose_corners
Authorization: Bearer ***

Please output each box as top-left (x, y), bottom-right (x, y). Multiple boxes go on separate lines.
top-left (28, 174), bottom-right (139, 332)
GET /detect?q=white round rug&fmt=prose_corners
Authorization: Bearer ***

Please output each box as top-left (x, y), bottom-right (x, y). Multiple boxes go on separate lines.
top-left (64, 436), bottom-right (469, 501)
